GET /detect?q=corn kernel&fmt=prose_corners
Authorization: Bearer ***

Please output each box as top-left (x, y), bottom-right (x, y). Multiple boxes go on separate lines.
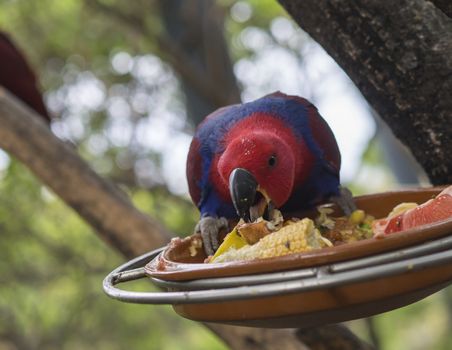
top-left (212, 218), bottom-right (332, 263)
top-left (349, 209), bottom-right (365, 224)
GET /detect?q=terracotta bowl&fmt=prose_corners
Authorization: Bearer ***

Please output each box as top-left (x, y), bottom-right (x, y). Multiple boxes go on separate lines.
top-left (145, 187), bottom-right (452, 327)
top-left (146, 187), bottom-right (451, 280)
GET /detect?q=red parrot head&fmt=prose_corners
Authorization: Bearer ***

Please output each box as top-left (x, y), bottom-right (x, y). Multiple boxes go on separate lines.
top-left (212, 113), bottom-right (314, 221)
top-left (218, 131), bottom-right (295, 207)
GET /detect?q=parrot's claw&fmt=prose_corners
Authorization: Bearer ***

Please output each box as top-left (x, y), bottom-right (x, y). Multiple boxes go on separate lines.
top-left (195, 216), bottom-right (229, 256)
top-left (331, 186), bottom-right (357, 216)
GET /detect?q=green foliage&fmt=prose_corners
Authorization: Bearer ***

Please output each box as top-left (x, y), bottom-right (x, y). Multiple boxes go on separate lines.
top-left (0, 161), bottom-right (226, 349)
top-left (132, 188), bottom-right (198, 236)
top-left (372, 292), bottom-right (452, 350)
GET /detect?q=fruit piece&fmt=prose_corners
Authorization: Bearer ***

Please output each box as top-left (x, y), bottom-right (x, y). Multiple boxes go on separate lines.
top-left (373, 186), bottom-right (452, 236)
top-left (211, 227), bottom-right (247, 261)
top-left (349, 209), bottom-right (366, 225)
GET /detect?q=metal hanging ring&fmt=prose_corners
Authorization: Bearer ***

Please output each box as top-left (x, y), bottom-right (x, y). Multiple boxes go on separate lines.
top-left (103, 243), bottom-right (452, 305)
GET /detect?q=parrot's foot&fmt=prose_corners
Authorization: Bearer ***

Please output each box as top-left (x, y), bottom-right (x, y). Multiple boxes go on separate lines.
top-left (331, 186), bottom-right (357, 216)
top-left (195, 216), bottom-right (229, 256)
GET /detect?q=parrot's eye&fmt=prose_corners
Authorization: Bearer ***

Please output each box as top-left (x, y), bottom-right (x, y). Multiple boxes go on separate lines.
top-left (268, 155), bottom-right (277, 168)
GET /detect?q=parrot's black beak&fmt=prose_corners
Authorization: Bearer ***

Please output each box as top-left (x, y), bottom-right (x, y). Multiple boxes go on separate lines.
top-left (229, 168), bottom-right (258, 223)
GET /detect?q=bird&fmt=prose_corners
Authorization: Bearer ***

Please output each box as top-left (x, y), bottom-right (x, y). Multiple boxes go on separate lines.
top-left (186, 91), bottom-right (355, 255)
top-left (0, 31), bottom-right (50, 121)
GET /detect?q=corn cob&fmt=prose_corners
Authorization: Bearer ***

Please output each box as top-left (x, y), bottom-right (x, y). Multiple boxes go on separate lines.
top-left (212, 218), bottom-right (332, 263)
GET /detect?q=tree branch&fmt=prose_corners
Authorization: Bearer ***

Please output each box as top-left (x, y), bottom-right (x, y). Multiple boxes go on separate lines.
top-left (0, 87), bottom-right (172, 258)
top-left (278, 0), bottom-right (452, 185)
top-left (206, 324), bottom-right (309, 350)
top-left (430, 0), bottom-right (452, 18)
top-left (296, 324), bottom-right (374, 350)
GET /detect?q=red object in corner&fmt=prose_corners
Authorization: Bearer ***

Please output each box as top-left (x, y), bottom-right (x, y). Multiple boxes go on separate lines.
top-left (0, 31), bottom-right (50, 121)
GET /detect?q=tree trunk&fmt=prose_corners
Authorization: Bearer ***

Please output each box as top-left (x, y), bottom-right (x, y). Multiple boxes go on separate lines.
top-left (159, 0), bottom-right (241, 126)
top-left (278, 0), bottom-right (452, 185)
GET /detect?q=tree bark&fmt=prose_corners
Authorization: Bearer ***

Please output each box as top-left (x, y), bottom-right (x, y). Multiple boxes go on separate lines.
top-left (430, 0), bottom-right (452, 17)
top-left (296, 324), bottom-right (374, 350)
top-left (208, 323), bottom-right (374, 350)
top-left (278, 0), bottom-right (452, 185)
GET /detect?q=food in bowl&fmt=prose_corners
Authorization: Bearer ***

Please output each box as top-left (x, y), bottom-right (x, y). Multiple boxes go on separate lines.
top-left (209, 207), bottom-right (374, 263)
top-left (373, 186), bottom-right (452, 236)
top-left (208, 186), bottom-right (452, 263)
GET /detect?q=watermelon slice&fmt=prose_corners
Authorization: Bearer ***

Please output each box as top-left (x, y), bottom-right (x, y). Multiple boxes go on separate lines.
top-left (373, 186), bottom-right (452, 236)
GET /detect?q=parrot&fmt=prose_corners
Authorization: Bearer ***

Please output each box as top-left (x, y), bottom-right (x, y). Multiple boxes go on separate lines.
top-left (186, 91), bottom-right (355, 255)
top-left (0, 31), bottom-right (50, 121)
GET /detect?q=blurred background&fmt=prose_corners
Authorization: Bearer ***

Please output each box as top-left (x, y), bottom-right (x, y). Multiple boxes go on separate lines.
top-left (0, 0), bottom-right (449, 349)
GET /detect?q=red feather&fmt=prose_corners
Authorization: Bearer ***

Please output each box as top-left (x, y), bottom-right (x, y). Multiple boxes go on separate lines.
top-left (0, 31), bottom-right (49, 121)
